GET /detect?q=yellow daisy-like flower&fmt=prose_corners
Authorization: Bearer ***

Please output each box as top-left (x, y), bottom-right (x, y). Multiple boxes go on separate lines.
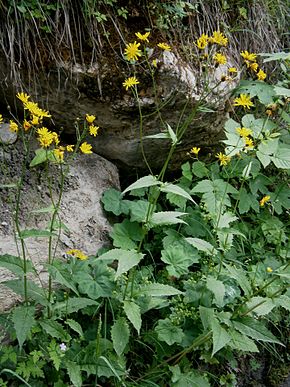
top-left (244, 137), bottom-right (254, 149)
top-left (228, 67), bottom-right (238, 74)
top-left (216, 152), bottom-right (231, 166)
top-left (31, 115), bottom-right (40, 125)
top-left (80, 141), bottom-right (93, 154)
top-left (135, 31), bottom-right (150, 42)
top-left (86, 114), bottom-right (96, 124)
top-left (190, 147), bottom-right (200, 156)
top-left (196, 33), bottom-right (208, 50)
top-left (213, 52), bottom-right (227, 65)
top-left (23, 119), bottom-right (31, 131)
top-left (240, 50), bottom-right (257, 62)
top-left (89, 125), bottom-right (99, 137)
top-left (124, 41), bottom-right (142, 61)
top-left (37, 127), bottom-right (49, 136)
top-left (0, 114), bottom-right (3, 124)
top-left (247, 61), bottom-right (259, 72)
top-left (233, 94), bottom-right (254, 109)
top-left (53, 146), bottom-right (65, 162)
top-left (66, 249), bottom-right (88, 260)
top-left (66, 144), bottom-right (74, 152)
top-left (122, 76), bottom-right (140, 91)
top-left (38, 131), bottom-right (54, 148)
top-left (51, 132), bottom-right (60, 145)
top-left (16, 92), bottom-right (30, 104)
top-left (152, 59), bottom-right (158, 68)
top-left (257, 69), bottom-right (266, 81)
top-left (209, 31), bottom-right (228, 46)
top-left (236, 127), bottom-right (253, 138)
top-left (157, 42), bottom-right (171, 51)
top-left (24, 101), bottom-right (51, 118)
top-left (9, 120), bottom-right (18, 133)
top-left (260, 195), bottom-right (270, 207)
top-left (266, 267), bottom-right (273, 273)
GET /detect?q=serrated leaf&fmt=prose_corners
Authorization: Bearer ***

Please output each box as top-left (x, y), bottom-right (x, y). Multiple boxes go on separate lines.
top-left (110, 220), bottom-right (144, 249)
top-left (40, 320), bottom-right (69, 341)
top-left (271, 147), bottom-right (290, 169)
top-left (150, 211), bottom-right (187, 226)
top-left (0, 254), bottom-right (34, 276)
top-left (206, 277), bottom-right (225, 306)
top-left (228, 330), bottom-right (259, 352)
top-left (170, 365), bottom-right (211, 387)
top-left (214, 212), bottom-right (237, 229)
top-left (138, 283), bottom-right (182, 297)
top-left (199, 306), bottom-right (215, 331)
top-left (101, 188), bottom-right (129, 216)
top-left (185, 237), bottom-right (217, 256)
top-left (122, 175), bottom-right (160, 195)
top-left (123, 301), bottom-right (142, 334)
top-left (47, 263), bottom-right (79, 295)
top-left (18, 229), bottom-right (56, 239)
top-left (98, 248), bottom-right (144, 278)
top-left (167, 123), bottom-right (178, 145)
top-left (65, 319), bottom-right (84, 337)
top-left (276, 295), bottom-right (290, 311)
top-left (246, 296), bottom-right (275, 316)
top-left (66, 361), bottom-right (82, 387)
top-left (111, 317), bottom-right (130, 356)
top-left (53, 297), bottom-right (99, 314)
top-left (233, 317), bottom-right (282, 344)
top-left (192, 161), bottom-right (209, 178)
top-left (223, 263), bottom-right (251, 296)
top-left (155, 318), bottom-right (184, 345)
top-left (256, 151), bottom-right (271, 168)
top-left (211, 318), bottom-right (231, 356)
top-left (161, 183), bottom-right (195, 204)
top-left (161, 244), bottom-right (199, 278)
top-left (11, 306), bottom-right (35, 350)
top-left (128, 200), bottom-right (150, 222)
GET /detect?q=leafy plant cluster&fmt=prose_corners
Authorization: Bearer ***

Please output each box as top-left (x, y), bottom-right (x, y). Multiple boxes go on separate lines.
top-left (0, 34), bottom-right (289, 387)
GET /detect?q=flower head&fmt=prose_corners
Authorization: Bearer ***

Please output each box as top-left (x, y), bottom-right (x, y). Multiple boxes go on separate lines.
top-left (135, 31), bottom-right (150, 42)
top-left (266, 267), bottom-right (273, 273)
top-left (51, 132), bottom-right (60, 145)
top-left (213, 52), bottom-right (227, 65)
top-left (16, 92), bottom-right (30, 104)
top-left (0, 114), bottom-right (3, 124)
top-left (59, 343), bottom-right (67, 351)
top-left (257, 69), bottom-right (266, 81)
top-left (86, 114), bottom-right (96, 124)
top-left (228, 67), bottom-right (238, 74)
top-left (9, 120), bottom-right (18, 133)
top-left (89, 125), bottom-right (99, 136)
top-left (38, 129), bottom-right (54, 148)
top-left (31, 115), bottom-right (40, 125)
top-left (80, 141), bottom-right (92, 154)
top-left (260, 195), bottom-right (270, 207)
top-left (216, 152), bottom-right (231, 166)
top-left (236, 127), bottom-right (253, 138)
top-left (66, 249), bottom-right (88, 260)
top-left (246, 61), bottom-right (258, 72)
top-left (244, 137), bottom-right (254, 149)
top-left (157, 42), bottom-right (171, 51)
top-left (66, 144), bottom-right (74, 152)
top-left (152, 59), bottom-right (158, 68)
top-left (122, 76), bottom-right (139, 91)
top-left (24, 101), bottom-right (51, 119)
top-left (53, 146), bottom-right (65, 162)
top-left (23, 120), bottom-right (31, 131)
top-left (196, 33), bottom-right (208, 50)
top-left (209, 31), bottom-right (228, 46)
top-left (124, 41), bottom-right (142, 61)
top-left (190, 147), bottom-right (200, 156)
top-left (233, 94), bottom-right (254, 109)
top-left (240, 50), bottom-right (257, 62)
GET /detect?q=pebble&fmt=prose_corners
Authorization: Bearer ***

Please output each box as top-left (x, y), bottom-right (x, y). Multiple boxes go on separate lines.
top-left (0, 123), bottom-right (17, 144)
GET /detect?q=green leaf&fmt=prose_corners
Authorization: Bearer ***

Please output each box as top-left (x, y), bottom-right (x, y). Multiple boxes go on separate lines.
top-left (185, 237), bottom-right (217, 256)
top-left (40, 320), bottom-right (69, 341)
top-left (238, 188), bottom-right (252, 214)
top-left (274, 86), bottom-right (290, 98)
top-left (66, 361), bottom-right (82, 387)
top-left (53, 297), bottom-right (99, 314)
top-left (138, 283), bottom-right (182, 297)
top-left (228, 330), bottom-right (259, 352)
top-left (30, 205), bottom-right (55, 214)
top-left (256, 151), bottom-right (271, 168)
top-left (11, 306), bottom-right (35, 350)
top-left (233, 317), bottom-right (282, 344)
top-left (182, 162), bottom-right (192, 181)
top-left (161, 244), bottom-right (199, 278)
top-left (0, 254), bottom-right (34, 276)
top-left (122, 175), bottom-right (160, 195)
top-left (192, 161), bottom-right (209, 178)
top-left (170, 365), bottom-right (211, 387)
top-left (206, 277), bottom-right (225, 306)
top-left (166, 123), bottom-right (178, 145)
top-left (101, 188), bottom-right (129, 216)
top-left (4, 279), bottom-right (48, 306)
top-left (98, 248), bottom-right (144, 278)
top-left (161, 183), bottom-right (195, 204)
top-left (145, 132), bottom-right (170, 140)
top-left (276, 295), bottom-right (290, 311)
top-left (18, 229), bottom-right (56, 239)
top-left (150, 211), bottom-right (187, 226)
top-left (211, 318), bottom-right (231, 356)
top-left (65, 319), bottom-right (84, 337)
top-left (155, 318), bottom-right (184, 345)
top-left (246, 296), bottom-right (275, 316)
top-left (128, 200), bottom-right (151, 222)
top-left (110, 220), bottom-right (144, 250)
top-left (111, 317), bottom-right (130, 356)
top-left (271, 147), bottom-right (290, 169)
top-left (123, 301), bottom-right (142, 334)
top-left (199, 307), bottom-right (215, 330)
top-left (260, 52), bottom-right (290, 62)
top-left (47, 263), bottom-right (79, 295)
top-left (223, 263), bottom-right (251, 296)
top-left (237, 80), bottom-right (275, 105)
top-left (214, 212), bottom-right (237, 229)
top-left (30, 148), bottom-right (55, 167)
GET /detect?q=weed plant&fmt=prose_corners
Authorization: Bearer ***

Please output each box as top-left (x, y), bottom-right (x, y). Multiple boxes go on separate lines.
top-left (0, 31), bottom-right (289, 386)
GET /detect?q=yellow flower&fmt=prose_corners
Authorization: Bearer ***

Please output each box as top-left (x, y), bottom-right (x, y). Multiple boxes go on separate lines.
top-left (16, 92), bottom-right (30, 104)
top-left (260, 195), bottom-right (270, 207)
top-left (38, 131), bottom-right (54, 148)
top-left (236, 127), bottom-right (253, 138)
top-left (0, 114), bottom-right (3, 124)
top-left (152, 59), bottom-right (158, 68)
top-left (213, 52), bottom-right (227, 65)
top-left (37, 127), bottom-right (50, 136)
top-left (244, 137), bottom-right (254, 149)
top-left (257, 69), bottom-right (266, 81)
top-left (123, 76), bottom-right (139, 91)
top-left (24, 101), bottom-right (51, 118)
top-left (157, 42), bottom-right (171, 51)
top-left (135, 31), bottom-right (150, 42)
top-left (266, 267), bottom-right (273, 273)
top-left (190, 147), bottom-right (200, 156)
top-left (53, 146), bottom-right (65, 162)
top-left (89, 125), bottom-right (99, 136)
top-left (233, 94), bottom-right (254, 109)
top-left (216, 152), bottom-right (231, 166)
top-left (51, 132), bottom-right (60, 145)
top-left (228, 67), bottom-right (238, 74)
top-left (66, 144), bottom-right (74, 152)
top-left (240, 50), bottom-right (257, 62)
top-left (196, 33), bottom-right (208, 50)
top-left (9, 120), bottom-right (18, 133)
top-left (209, 31), bottom-right (228, 46)
top-left (86, 114), bottom-right (96, 124)
top-left (66, 249), bottom-right (88, 260)
top-left (31, 115), bottom-right (40, 125)
top-left (80, 141), bottom-right (93, 154)
top-left (23, 120), bottom-right (31, 131)
top-left (124, 41), bottom-right (142, 61)
top-left (247, 61), bottom-right (258, 72)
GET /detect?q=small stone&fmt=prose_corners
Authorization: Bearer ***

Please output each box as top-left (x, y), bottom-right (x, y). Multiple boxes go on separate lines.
top-left (0, 123), bottom-right (17, 145)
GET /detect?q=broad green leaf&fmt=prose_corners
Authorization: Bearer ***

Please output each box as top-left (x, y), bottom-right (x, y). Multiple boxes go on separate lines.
top-left (138, 283), bottom-right (182, 297)
top-left (191, 179), bottom-right (213, 194)
top-left (98, 248), bottom-right (144, 278)
top-left (192, 161), bottom-right (209, 178)
top-left (40, 320), bottom-right (70, 341)
top-left (11, 306), bottom-right (35, 350)
top-left (256, 151), bottom-right (271, 168)
top-left (66, 361), bottom-right (82, 387)
top-left (214, 212), bottom-right (237, 229)
top-left (110, 220), bottom-right (144, 249)
top-left (128, 200), bottom-right (150, 222)
top-left (271, 147), bottom-right (290, 169)
top-left (111, 317), bottom-right (130, 356)
top-left (228, 330), bottom-right (259, 352)
top-left (4, 279), bottom-right (48, 306)
top-left (47, 263), bottom-right (79, 295)
top-left (206, 277), bottom-right (225, 307)
top-left (0, 254), bottom-right (34, 276)
top-left (18, 229), bottom-right (56, 239)
top-left (211, 318), bottom-right (231, 356)
top-left (276, 295), bottom-right (290, 311)
top-left (161, 244), bottom-right (199, 278)
top-left (258, 138), bottom-right (279, 155)
top-left (155, 318), bottom-right (184, 345)
top-left (233, 317), bottom-right (282, 344)
top-left (238, 188), bottom-right (252, 214)
top-left (199, 306), bottom-right (215, 330)
top-left (30, 148), bottom-right (55, 167)
top-left (65, 319), bottom-right (84, 337)
top-left (275, 264), bottom-right (290, 280)
top-left (182, 162), bottom-right (192, 181)
top-left (101, 188), bottom-right (129, 216)
top-left (122, 175), bottom-right (160, 195)
top-left (53, 297), bottom-right (99, 314)
top-left (170, 365), bottom-right (211, 387)
top-left (123, 301), bottom-right (142, 334)
top-left (246, 296), bottom-right (275, 316)
top-left (274, 86), bottom-right (290, 97)
top-left (223, 263), bottom-right (251, 296)
top-left (236, 80), bottom-right (275, 104)
top-left (160, 183), bottom-right (195, 204)
top-left (260, 52), bottom-right (290, 62)
top-left (185, 237), bottom-right (217, 256)
top-left (150, 211), bottom-right (187, 226)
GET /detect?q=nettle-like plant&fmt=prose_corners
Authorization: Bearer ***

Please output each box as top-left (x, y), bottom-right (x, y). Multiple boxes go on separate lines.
top-left (0, 32), bottom-right (289, 386)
